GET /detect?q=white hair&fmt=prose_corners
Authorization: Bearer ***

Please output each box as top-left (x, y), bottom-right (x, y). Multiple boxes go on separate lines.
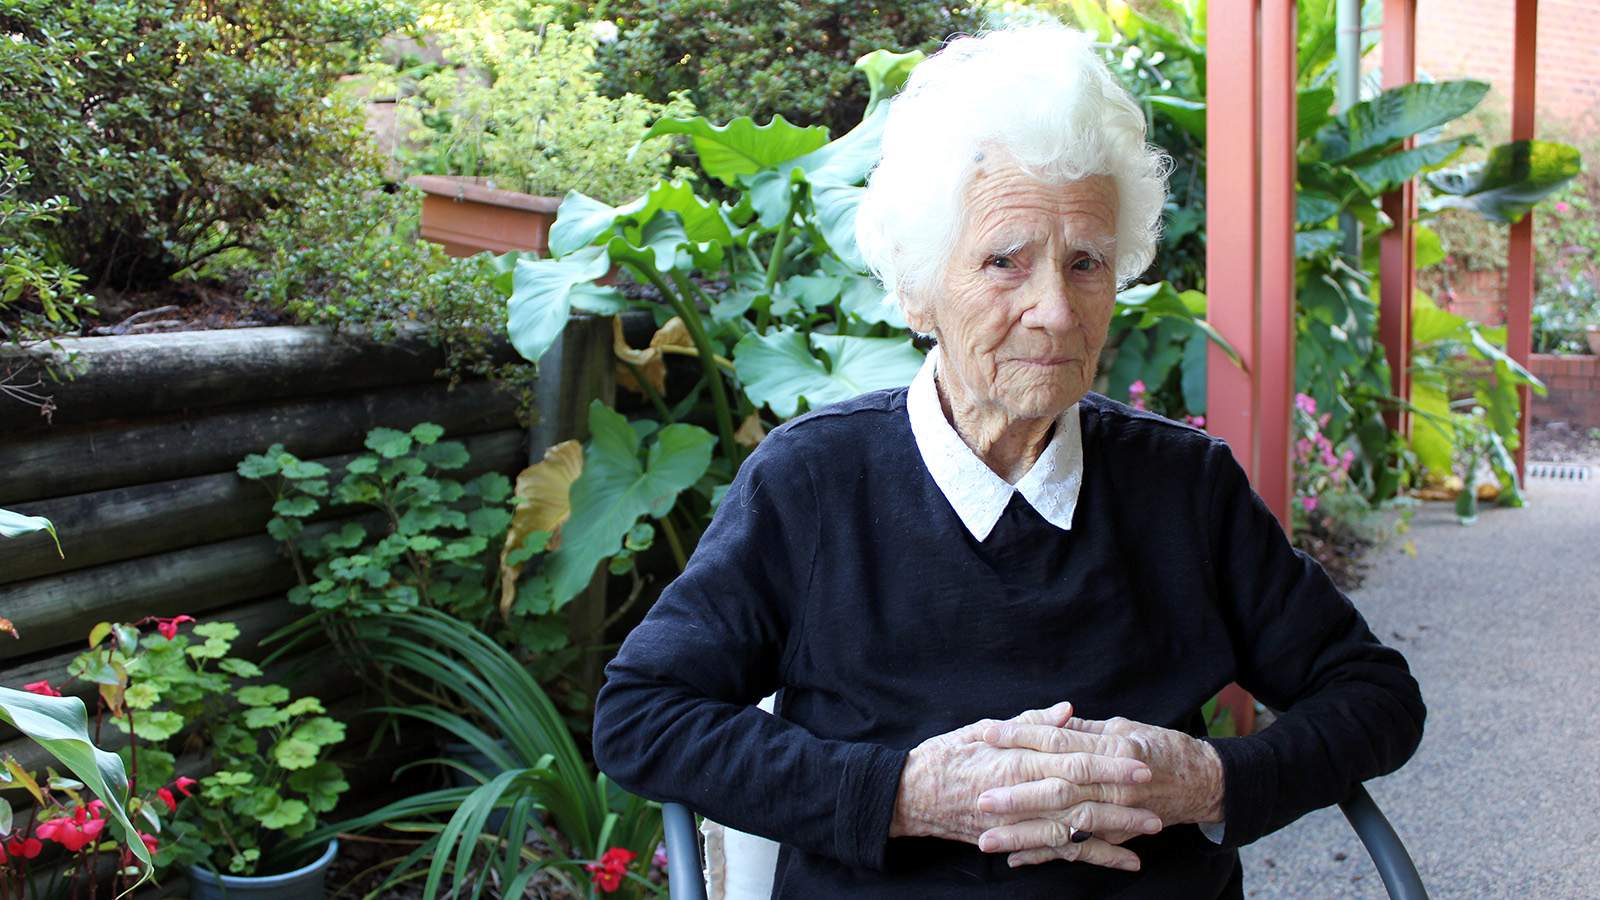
top-left (854, 23), bottom-right (1171, 314)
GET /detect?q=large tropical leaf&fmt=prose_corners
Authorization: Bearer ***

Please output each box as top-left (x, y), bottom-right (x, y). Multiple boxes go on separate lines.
top-left (634, 115), bottom-right (828, 187)
top-left (505, 246), bottom-right (614, 364)
top-left (1315, 80), bottom-right (1488, 165)
top-left (1113, 282), bottom-right (1242, 366)
top-left (1424, 139), bottom-right (1583, 223)
top-left (745, 103), bottom-right (890, 230)
top-left (733, 329), bottom-right (924, 418)
top-left (0, 687), bottom-right (152, 877)
top-left (1148, 96), bottom-right (1206, 140)
top-left (547, 191), bottom-right (644, 259)
top-left (1347, 135), bottom-right (1476, 195)
top-left (0, 508), bottom-right (60, 557)
top-left (541, 403), bottom-right (714, 605)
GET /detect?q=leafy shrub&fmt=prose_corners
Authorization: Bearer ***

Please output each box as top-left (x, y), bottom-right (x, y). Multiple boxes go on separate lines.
top-left (223, 168), bottom-right (533, 395)
top-left (379, 1), bottom-right (696, 202)
top-left (571, 0), bottom-right (981, 139)
top-left (0, 0), bottom-right (406, 291)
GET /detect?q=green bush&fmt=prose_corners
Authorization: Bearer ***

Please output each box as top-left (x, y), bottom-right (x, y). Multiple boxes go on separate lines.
top-left (572, 0), bottom-right (981, 139)
top-left (0, 0), bottom-right (407, 291)
top-left (378, 1), bottom-right (696, 202)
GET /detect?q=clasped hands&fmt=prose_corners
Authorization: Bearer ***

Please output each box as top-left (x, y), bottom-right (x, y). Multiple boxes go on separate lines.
top-left (889, 702), bottom-right (1225, 873)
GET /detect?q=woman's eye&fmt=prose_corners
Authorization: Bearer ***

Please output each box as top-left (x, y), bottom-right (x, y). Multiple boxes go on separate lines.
top-left (1072, 256), bottom-right (1103, 273)
top-left (988, 255), bottom-right (1017, 270)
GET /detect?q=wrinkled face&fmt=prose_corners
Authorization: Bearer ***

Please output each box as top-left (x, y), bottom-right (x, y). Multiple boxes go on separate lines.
top-left (906, 160), bottom-right (1119, 423)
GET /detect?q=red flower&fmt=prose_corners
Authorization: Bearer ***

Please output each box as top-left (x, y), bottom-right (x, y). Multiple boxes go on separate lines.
top-left (157, 787), bottom-right (176, 813)
top-left (21, 680), bottom-right (61, 697)
top-left (173, 776), bottom-right (198, 797)
top-left (4, 836), bottom-right (44, 860)
top-left (585, 847), bottom-right (637, 894)
top-left (156, 615), bottom-right (195, 640)
top-left (86, 799), bottom-right (106, 818)
top-left (138, 832), bottom-right (159, 854)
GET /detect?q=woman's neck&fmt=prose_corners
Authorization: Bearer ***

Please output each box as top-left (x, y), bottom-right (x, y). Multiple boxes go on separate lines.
top-left (935, 368), bottom-right (1056, 484)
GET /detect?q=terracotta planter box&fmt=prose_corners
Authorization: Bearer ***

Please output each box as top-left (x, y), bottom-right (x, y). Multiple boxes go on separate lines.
top-left (410, 175), bottom-right (562, 257)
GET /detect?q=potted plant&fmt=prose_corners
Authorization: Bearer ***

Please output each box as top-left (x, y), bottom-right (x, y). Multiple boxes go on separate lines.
top-left (169, 662), bottom-right (348, 898)
top-left (383, 3), bottom-right (693, 256)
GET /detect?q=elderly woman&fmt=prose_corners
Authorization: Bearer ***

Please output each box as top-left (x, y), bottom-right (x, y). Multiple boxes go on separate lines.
top-left (591, 23), bottom-right (1424, 899)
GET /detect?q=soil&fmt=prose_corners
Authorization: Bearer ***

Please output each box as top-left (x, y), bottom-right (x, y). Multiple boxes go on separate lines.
top-left (79, 279), bottom-right (294, 336)
top-left (1528, 418), bottom-right (1600, 463)
top-left (324, 831), bottom-right (584, 900)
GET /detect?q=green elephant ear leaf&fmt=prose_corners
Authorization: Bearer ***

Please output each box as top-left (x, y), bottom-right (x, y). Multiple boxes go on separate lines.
top-left (506, 246), bottom-right (614, 364)
top-left (745, 102), bottom-right (890, 229)
top-left (547, 191), bottom-right (646, 259)
top-left (733, 328), bottom-right (924, 419)
top-left (0, 687), bottom-right (153, 879)
top-left (1424, 139), bottom-right (1583, 224)
top-left (542, 403), bottom-right (715, 607)
top-left (635, 115), bottom-right (830, 186)
top-left (1147, 95), bottom-right (1206, 140)
top-left (854, 48), bottom-right (924, 115)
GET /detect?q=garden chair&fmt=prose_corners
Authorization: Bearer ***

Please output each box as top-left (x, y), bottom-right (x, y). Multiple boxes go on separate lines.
top-left (660, 783), bottom-right (1428, 900)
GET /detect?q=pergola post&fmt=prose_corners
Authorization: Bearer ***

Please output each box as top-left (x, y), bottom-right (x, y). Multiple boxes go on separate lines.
top-left (1507, 0), bottom-right (1538, 480)
top-left (1379, 0), bottom-right (1417, 437)
top-left (1206, 0), bottom-right (1299, 735)
top-left (1205, 0), bottom-right (1261, 486)
top-left (1258, 0), bottom-right (1298, 527)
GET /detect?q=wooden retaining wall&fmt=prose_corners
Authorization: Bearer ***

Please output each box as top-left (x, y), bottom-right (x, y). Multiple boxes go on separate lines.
top-left (0, 319), bottom-right (613, 826)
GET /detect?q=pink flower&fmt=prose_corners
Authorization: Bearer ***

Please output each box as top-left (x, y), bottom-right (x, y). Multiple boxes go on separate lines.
top-left (157, 787), bottom-right (176, 813)
top-left (1294, 393), bottom-right (1317, 415)
top-left (156, 615), bottom-right (195, 640)
top-left (138, 832), bottom-right (158, 855)
top-left (173, 776), bottom-right (198, 797)
top-left (1186, 415), bottom-right (1207, 428)
top-left (22, 680), bottom-right (61, 697)
top-left (1301, 496), bottom-right (1319, 512)
top-left (1556, 201), bottom-right (1570, 213)
top-left (1128, 379), bottom-right (1146, 397)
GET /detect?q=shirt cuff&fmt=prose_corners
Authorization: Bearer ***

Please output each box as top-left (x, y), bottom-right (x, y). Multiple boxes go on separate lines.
top-left (834, 743), bottom-right (911, 871)
top-left (1199, 821), bottom-right (1226, 844)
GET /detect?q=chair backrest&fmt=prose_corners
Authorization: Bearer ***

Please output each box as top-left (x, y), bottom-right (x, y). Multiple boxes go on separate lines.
top-left (662, 782), bottom-right (1428, 900)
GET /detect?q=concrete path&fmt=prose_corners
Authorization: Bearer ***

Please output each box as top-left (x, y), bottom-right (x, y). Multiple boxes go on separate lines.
top-left (1240, 463), bottom-right (1600, 899)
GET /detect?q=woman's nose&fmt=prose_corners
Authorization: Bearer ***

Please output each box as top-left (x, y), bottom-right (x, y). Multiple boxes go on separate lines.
top-left (1020, 268), bottom-right (1079, 333)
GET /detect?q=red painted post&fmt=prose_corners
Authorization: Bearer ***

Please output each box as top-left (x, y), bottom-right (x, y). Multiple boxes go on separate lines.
top-left (1206, 0), bottom-right (1260, 483)
top-left (1258, 0), bottom-right (1298, 529)
top-left (1379, 0), bottom-right (1417, 438)
top-left (1507, 0), bottom-right (1538, 480)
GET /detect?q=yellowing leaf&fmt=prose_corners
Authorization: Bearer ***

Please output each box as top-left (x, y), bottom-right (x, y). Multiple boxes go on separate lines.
top-left (613, 315), bottom-right (666, 396)
top-left (650, 316), bottom-right (695, 352)
top-left (500, 440), bottom-right (583, 619)
top-left (735, 413), bottom-right (767, 448)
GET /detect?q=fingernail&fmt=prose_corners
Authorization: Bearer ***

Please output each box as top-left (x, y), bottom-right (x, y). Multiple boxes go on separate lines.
top-left (1008, 856), bottom-right (1021, 868)
top-left (979, 834), bottom-right (996, 852)
top-left (1132, 767), bottom-right (1152, 783)
top-left (1143, 818), bottom-right (1162, 833)
top-left (978, 793), bottom-right (996, 812)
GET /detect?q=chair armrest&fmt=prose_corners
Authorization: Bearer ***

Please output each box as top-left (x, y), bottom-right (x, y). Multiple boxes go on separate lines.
top-left (1339, 783), bottom-right (1428, 900)
top-left (663, 801), bottom-right (708, 900)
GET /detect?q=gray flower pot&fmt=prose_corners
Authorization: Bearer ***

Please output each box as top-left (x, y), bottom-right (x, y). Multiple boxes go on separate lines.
top-left (187, 838), bottom-right (338, 900)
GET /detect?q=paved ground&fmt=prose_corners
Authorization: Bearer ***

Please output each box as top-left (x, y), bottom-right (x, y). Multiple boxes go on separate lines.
top-left (1241, 461), bottom-right (1600, 899)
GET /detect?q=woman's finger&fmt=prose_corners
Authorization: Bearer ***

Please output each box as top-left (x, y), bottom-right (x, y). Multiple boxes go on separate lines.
top-left (1015, 748), bottom-right (1151, 787)
top-left (1006, 701), bottom-right (1075, 727)
top-left (978, 802), bottom-right (1161, 846)
top-left (994, 835), bottom-right (1141, 872)
top-left (984, 723), bottom-right (1103, 754)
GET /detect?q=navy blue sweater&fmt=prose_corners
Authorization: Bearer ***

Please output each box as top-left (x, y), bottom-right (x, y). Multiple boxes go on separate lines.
top-left (592, 389), bottom-right (1425, 898)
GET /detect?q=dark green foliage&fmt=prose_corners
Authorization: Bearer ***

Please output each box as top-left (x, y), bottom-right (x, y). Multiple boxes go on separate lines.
top-left (569, 0), bottom-right (981, 139)
top-left (0, 0), bottom-right (409, 291)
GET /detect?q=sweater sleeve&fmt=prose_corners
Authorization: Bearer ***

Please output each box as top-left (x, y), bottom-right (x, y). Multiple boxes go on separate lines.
top-left (1197, 441), bottom-right (1426, 848)
top-left (591, 430), bottom-right (908, 872)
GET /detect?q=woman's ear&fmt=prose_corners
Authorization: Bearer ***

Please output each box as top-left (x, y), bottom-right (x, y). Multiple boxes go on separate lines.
top-left (900, 289), bottom-right (936, 336)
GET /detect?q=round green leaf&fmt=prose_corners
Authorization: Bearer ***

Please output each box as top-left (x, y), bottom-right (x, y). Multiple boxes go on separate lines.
top-left (733, 329), bottom-right (924, 418)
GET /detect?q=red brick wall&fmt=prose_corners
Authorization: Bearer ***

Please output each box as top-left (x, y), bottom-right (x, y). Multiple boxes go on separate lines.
top-left (1530, 354), bottom-right (1600, 429)
top-left (1418, 0), bottom-right (1600, 135)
